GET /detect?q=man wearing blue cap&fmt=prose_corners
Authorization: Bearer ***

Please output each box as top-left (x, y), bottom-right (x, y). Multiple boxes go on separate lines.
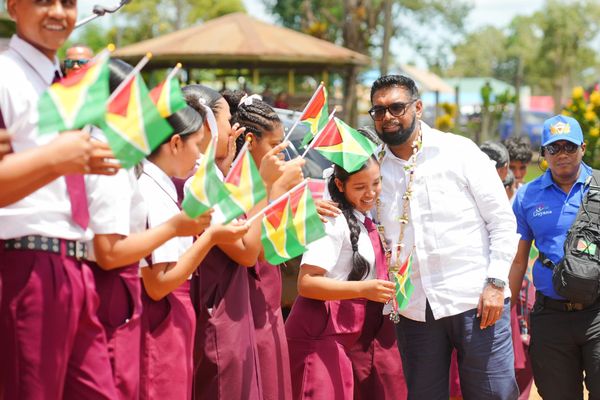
top-left (510, 115), bottom-right (600, 400)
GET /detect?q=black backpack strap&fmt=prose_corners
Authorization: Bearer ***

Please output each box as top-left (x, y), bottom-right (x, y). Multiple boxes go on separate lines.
top-left (538, 251), bottom-right (556, 270)
top-left (581, 169), bottom-right (600, 221)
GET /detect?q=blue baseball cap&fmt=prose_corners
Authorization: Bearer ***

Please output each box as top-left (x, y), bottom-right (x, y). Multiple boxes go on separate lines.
top-left (542, 115), bottom-right (584, 147)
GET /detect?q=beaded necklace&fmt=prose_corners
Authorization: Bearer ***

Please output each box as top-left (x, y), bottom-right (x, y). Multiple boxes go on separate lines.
top-left (375, 129), bottom-right (422, 322)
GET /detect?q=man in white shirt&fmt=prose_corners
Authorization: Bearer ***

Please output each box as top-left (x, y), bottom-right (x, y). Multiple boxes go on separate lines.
top-left (0, 0), bottom-right (119, 399)
top-left (369, 75), bottom-right (519, 399)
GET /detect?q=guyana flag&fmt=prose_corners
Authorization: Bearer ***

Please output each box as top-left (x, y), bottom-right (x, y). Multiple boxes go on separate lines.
top-left (288, 182), bottom-right (325, 247)
top-left (101, 74), bottom-right (173, 168)
top-left (215, 144), bottom-right (266, 223)
top-left (38, 50), bottom-right (110, 135)
top-left (312, 116), bottom-right (377, 173)
top-left (149, 76), bottom-right (186, 118)
top-left (300, 84), bottom-right (329, 146)
top-left (391, 251), bottom-right (415, 311)
top-left (182, 137), bottom-right (230, 218)
top-left (527, 242), bottom-right (538, 283)
top-left (261, 196), bottom-right (305, 265)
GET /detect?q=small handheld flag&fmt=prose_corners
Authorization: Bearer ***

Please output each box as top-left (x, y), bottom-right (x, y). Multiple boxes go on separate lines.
top-left (37, 46), bottom-right (113, 135)
top-left (182, 137), bottom-right (230, 218)
top-left (149, 63), bottom-right (186, 118)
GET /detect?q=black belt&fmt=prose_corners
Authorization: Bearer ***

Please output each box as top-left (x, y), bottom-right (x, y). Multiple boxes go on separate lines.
top-left (535, 292), bottom-right (597, 312)
top-left (3, 235), bottom-right (88, 260)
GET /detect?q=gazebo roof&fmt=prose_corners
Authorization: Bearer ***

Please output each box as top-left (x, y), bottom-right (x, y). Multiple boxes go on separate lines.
top-left (113, 12), bottom-right (370, 70)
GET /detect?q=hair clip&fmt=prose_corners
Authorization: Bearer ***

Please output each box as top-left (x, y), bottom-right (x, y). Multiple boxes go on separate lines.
top-left (239, 93), bottom-right (262, 106)
top-left (322, 165), bottom-right (335, 180)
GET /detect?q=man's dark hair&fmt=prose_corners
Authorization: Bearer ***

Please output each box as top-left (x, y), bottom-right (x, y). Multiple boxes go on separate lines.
top-left (503, 136), bottom-right (533, 163)
top-left (370, 75), bottom-right (419, 102)
top-left (480, 141), bottom-right (509, 169)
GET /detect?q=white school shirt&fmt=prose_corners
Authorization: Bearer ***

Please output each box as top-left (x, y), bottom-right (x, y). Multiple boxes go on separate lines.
top-left (378, 122), bottom-right (519, 322)
top-left (0, 35), bottom-right (115, 241)
top-left (85, 167), bottom-right (148, 261)
top-left (301, 210), bottom-right (375, 281)
top-left (138, 159), bottom-right (192, 267)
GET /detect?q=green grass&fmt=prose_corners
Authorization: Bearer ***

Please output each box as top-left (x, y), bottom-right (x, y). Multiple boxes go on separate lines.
top-left (524, 161), bottom-right (544, 183)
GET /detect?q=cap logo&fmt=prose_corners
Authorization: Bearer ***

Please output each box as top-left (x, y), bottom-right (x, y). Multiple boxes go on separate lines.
top-left (550, 121), bottom-right (571, 135)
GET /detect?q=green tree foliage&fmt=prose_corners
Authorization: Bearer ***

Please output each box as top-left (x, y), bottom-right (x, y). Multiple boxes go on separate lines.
top-left (447, 26), bottom-right (506, 78)
top-left (264, 0), bottom-right (470, 123)
top-left (74, 0), bottom-right (245, 48)
top-left (449, 0), bottom-right (600, 113)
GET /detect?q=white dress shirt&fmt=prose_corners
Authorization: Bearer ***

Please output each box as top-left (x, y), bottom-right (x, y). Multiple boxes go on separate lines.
top-left (0, 35), bottom-right (114, 241)
top-left (378, 122), bottom-right (518, 322)
top-left (138, 159), bottom-right (192, 267)
top-left (301, 209), bottom-right (376, 281)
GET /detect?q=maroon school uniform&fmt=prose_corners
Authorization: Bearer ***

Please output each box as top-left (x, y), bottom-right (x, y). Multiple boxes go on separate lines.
top-left (191, 247), bottom-right (263, 399)
top-left (248, 260), bottom-right (293, 400)
top-left (140, 281), bottom-right (195, 400)
top-left (90, 262), bottom-right (142, 400)
top-left (285, 213), bottom-right (406, 400)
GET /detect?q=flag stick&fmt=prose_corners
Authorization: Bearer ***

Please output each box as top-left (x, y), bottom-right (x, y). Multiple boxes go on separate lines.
top-left (245, 179), bottom-right (309, 226)
top-left (106, 52), bottom-right (152, 105)
top-left (165, 63), bottom-right (182, 83)
top-left (300, 110), bottom-right (336, 159)
top-left (282, 82), bottom-right (324, 143)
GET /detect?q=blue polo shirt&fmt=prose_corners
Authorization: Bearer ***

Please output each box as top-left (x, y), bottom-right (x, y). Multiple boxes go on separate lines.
top-left (512, 163), bottom-right (592, 299)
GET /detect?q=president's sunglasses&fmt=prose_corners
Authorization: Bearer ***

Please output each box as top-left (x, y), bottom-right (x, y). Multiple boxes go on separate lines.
top-left (368, 100), bottom-right (417, 121)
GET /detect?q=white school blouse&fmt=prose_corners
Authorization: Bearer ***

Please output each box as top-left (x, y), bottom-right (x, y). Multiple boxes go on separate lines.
top-left (138, 160), bottom-right (192, 267)
top-left (301, 209), bottom-right (375, 281)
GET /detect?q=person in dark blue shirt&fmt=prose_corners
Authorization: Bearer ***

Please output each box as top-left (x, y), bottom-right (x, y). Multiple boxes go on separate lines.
top-left (510, 115), bottom-right (600, 400)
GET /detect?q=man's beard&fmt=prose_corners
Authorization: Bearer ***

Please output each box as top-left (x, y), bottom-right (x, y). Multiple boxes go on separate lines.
top-left (375, 113), bottom-right (417, 146)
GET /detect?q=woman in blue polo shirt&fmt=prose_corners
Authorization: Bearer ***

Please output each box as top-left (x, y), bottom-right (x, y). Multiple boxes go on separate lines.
top-left (510, 115), bottom-right (600, 400)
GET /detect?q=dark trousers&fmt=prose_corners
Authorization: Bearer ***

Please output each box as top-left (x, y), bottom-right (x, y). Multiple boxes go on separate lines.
top-left (395, 300), bottom-right (518, 400)
top-left (530, 298), bottom-right (600, 400)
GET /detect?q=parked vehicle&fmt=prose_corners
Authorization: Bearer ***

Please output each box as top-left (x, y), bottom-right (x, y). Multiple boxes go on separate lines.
top-left (499, 110), bottom-right (553, 148)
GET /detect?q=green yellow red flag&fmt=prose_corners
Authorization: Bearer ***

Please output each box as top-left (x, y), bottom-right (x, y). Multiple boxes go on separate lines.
top-left (311, 116), bottom-right (377, 173)
top-left (37, 48), bottom-right (111, 135)
top-left (182, 137), bottom-right (230, 218)
top-left (214, 142), bottom-right (266, 223)
top-left (101, 73), bottom-right (173, 168)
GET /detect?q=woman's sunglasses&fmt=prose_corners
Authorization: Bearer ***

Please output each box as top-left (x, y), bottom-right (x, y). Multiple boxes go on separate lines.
top-left (368, 100), bottom-right (417, 121)
top-left (544, 142), bottom-right (580, 155)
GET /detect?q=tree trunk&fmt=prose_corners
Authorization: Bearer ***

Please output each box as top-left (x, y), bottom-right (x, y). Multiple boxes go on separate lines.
top-left (513, 57), bottom-right (523, 137)
top-left (344, 66), bottom-right (359, 126)
top-left (380, 0), bottom-right (393, 75)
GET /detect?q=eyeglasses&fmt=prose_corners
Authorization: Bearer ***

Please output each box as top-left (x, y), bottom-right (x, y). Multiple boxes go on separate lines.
top-left (368, 100), bottom-right (416, 121)
top-left (64, 59), bottom-right (89, 69)
top-left (544, 142), bottom-right (580, 155)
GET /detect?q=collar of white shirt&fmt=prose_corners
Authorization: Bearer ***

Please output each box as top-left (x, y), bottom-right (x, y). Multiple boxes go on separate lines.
top-left (9, 35), bottom-right (61, 85)
top-left (142, 159), bottom-right (178, 203)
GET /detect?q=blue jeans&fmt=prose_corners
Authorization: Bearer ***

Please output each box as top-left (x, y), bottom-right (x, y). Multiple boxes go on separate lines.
top-left (395, 300), bottom-right (518, 400)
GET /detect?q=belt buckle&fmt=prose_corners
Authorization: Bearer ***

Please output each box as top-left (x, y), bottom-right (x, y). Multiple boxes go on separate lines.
top-left (73, 242), bottom-right (87, 261)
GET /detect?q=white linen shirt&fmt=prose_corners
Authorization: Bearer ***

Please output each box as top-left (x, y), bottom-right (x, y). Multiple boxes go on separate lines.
top-left (138, 159), bottom-right (192, 267)
top-left (301, 210), bottom-right (376, 281)
top-left (0, 35), bottom-right (116, 241)
top-left (377, 122), bottom-right (519, 322)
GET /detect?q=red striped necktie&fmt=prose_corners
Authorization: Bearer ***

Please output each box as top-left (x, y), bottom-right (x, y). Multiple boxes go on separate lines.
top-left (53, 71), bottom-right (90, 230)
top-left (363, 216), bottom-right (388, 280)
